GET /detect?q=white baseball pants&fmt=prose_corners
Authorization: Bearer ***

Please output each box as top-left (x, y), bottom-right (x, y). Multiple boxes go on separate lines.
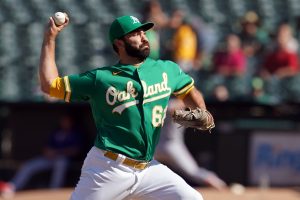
top-left (70, 146), bottom-right (203, 200)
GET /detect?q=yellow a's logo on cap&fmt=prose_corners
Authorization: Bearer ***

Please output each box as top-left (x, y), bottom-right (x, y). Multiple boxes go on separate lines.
top-left (130, 16), bottom-right (140, 24)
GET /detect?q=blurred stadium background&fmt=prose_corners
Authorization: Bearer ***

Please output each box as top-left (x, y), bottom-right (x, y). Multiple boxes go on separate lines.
top-left (1, 0), bottom-right (300, 102)
top-left (0, 0), bottom-right (300, 199)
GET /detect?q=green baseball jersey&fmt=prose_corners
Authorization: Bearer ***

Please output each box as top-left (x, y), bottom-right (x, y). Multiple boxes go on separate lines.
top-left (63, 58), bottom-right (194, 161)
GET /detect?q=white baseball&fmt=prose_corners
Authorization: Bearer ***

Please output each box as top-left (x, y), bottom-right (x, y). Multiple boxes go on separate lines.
top-left (230, 183), bottom-right (245, 195)
top-left (53, 12), bottom-right (66, 26)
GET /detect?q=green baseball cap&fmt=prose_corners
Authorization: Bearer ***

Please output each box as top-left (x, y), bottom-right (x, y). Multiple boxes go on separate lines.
top-left (109, 15), bottom-right (154, 43)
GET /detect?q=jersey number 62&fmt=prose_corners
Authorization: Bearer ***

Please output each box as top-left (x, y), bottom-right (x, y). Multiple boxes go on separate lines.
top-left (152, 105), bottom-right (167, 127)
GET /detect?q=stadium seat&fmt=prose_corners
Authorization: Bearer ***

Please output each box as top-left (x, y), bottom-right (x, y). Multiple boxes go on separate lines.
top-left (0, 65), bottom-right (21, 101)
top-left (0, 23), bottom-right (20, 65)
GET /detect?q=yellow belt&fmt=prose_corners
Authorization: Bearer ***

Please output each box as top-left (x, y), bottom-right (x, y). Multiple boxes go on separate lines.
top-left (104, 151), bottom-right (149, 170)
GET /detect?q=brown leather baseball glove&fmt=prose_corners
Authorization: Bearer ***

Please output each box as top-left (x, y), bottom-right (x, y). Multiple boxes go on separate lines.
top-left (172, 107), bottom-right (215, 132)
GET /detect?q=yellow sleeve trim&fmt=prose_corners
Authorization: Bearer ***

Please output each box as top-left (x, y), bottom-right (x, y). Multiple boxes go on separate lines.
top-left (63, 76), bottom-right (71, 102)
top-left (177, 85), bottom-right (194, 99)
top-left (49, 77), bottom-right (65, 100)
top-left (173, 79), bottom-right (194, 98)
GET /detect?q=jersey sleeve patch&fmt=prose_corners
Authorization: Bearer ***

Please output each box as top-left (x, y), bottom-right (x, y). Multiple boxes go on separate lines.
top-left (173, 79), bottom-right (194, 99)
top-left (49, 77), bottom-right (65, 100)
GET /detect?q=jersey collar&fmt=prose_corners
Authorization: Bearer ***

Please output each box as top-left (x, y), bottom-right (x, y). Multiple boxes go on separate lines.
top-left (115, 57), bottom-right (149, 70)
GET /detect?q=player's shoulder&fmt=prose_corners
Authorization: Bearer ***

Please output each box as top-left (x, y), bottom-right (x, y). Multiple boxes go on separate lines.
top-left (73, 65), bottom-right (114, 80)
top-left (85, 65), bottom-right (116, 74)
top-left (148, 58), bottom-right (179, 67)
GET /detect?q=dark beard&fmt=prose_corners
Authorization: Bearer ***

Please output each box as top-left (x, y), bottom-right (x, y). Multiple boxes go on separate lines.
top-left (123, 39), bottom-right (150, 61)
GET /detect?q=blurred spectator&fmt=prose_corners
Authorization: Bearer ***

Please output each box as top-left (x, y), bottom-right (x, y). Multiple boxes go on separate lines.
top-left (238, 11), bottom-right (269, 58)
top-left (263, 24), bottom-right (298, 78)
top-left (257, 23), bottom-right (300, 103)
top-left (155, 99), bottom-right (227, 190)
top-left (142, 0), bottom-right (169, 59)
top-left (0, 114), bottom-right (83, 198)
top-left (208, 34), bottom-right (249, 101)
top-left (269, 23), bottom-right (299, 53)
top-left (170, 9), bottom-right (198, 72)
top-left (189, 15), bottom-right (219, 70)
top-left (159, 10), bottom-right (196, 66)
top-left (213, 34), bottom-right (246, 76)
top-left (142, 0), bottom-right (169, 30)
top-left (238, 11), bottom-right (270, 82)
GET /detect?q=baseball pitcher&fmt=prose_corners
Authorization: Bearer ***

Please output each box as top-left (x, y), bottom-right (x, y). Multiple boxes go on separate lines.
top-left (39, 14), bottom-right (214, 200)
